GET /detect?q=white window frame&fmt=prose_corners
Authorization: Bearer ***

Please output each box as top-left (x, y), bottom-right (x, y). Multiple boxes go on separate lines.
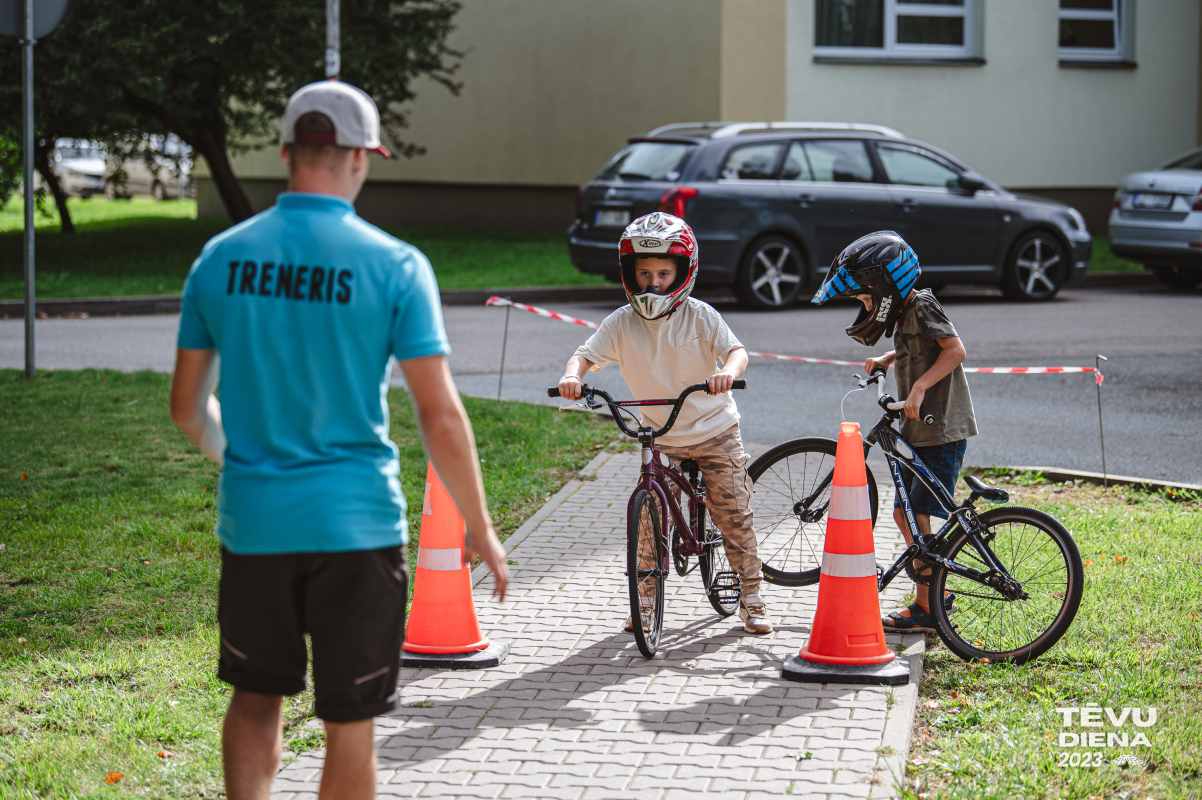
top-left (814, 0), bottom-right (979, 61)
top-left (1058, 0), bottom-right (1130, 63)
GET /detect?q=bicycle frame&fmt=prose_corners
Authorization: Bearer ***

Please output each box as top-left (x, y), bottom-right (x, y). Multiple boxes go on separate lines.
top-left (632, 439), bottom-right (707, 573)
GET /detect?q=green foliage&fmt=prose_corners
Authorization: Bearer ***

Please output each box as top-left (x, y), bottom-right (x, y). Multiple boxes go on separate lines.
top-left (0, 368), bottom-right (613, 791)
top-left (0, 135), bottom-right (20, 208)
top-left (1089, 236), bottom-right (1144, 275)
top-left (0, 197), bottom-right (604, 299)
top-left (906, 480), bottom-right (1202, 799)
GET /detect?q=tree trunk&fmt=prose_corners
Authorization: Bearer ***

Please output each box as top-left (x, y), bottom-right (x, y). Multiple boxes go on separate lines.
top-left (33, 137), bottom-right (75, 234)
top-left (190, 124), bottom-right (256, 223)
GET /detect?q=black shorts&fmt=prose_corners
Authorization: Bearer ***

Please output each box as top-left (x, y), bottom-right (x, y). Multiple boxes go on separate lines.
top-left (217, 545), bottom-right (409, 722)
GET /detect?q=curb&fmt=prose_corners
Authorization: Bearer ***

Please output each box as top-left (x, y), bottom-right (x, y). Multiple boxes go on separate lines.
top-left (986, 465), bottom-right (1201, 492)
top-left (872, 633), bottom-right (927, 799)
top-left (0, 273), bottom-right (1157, 319)
top-left (469, 449), bottom-right (614, 589)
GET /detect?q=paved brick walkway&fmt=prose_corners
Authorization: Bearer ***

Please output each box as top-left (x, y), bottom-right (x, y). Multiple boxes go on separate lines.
top-left (272, 450), bottom-right (923, 800)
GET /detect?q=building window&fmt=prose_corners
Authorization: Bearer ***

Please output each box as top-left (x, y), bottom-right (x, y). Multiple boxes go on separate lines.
top-left (814, 0), bottom-right (979, 61)
top-left (1058, 0), bottom-right (1129, 63)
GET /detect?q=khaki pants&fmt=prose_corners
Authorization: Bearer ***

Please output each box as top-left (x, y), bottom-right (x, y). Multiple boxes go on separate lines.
top-left (653, 423), bottom-right (762, 598)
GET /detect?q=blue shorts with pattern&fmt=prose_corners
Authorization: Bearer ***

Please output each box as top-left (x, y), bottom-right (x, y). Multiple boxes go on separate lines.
top-left (894, 439), bottom-right (967, 518)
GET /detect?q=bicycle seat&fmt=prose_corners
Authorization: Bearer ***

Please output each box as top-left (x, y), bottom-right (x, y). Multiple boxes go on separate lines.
top-left (964, 475), bottom-right (1009, 504)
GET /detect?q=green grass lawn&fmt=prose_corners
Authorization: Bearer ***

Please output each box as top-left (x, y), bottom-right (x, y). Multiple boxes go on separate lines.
top-left (0, 197), bottom-right (605, 300)
top-left (1, 198), bottom-right (1143, 300)
top-left (0, 369), bottom-right (614, 795)
top-left (903, 473), bottom-right (1202, 800)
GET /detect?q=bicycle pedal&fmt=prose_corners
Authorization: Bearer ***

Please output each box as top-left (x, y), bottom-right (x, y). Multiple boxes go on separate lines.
top-left (710, 569), bottom-right (742, 600)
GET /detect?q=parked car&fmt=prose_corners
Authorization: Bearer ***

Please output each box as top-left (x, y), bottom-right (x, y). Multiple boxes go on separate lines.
top-left (1108, 146), bottom-right (1202, 290)
top-left (50, 140), bottom-right (107, 197)
top-left (568, 122), bottom-right (1093, 308)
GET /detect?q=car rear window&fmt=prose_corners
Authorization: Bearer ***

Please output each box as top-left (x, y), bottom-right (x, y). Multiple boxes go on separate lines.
top-left (596, 142), bottom-right (692, 181)
top-left (1161, 148), bottom-right (1202, 171)
top-left (721, 143), bottom-right (784, 180)
top-left (788, 140), bottom-right (875, 183)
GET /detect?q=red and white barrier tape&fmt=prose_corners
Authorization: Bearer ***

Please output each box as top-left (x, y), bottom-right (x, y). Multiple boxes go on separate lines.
top-left (484, 296), bottom-right (1103, 383)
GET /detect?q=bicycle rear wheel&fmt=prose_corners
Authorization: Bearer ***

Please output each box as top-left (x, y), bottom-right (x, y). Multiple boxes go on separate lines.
top-left (628, 488), bottom-right (666, 658)
top-left (748, 437), bottom-right (878, 587)
top-left (929, 506), bottom-right (1083, 664)
top-left (697, 508), bottom-right (740, 617)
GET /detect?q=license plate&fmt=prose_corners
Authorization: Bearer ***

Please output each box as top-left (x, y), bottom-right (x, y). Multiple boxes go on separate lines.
top-left (1132, 193), bottom-right (1174, 210)
top-left (594, 209), bottom-right (630, 227)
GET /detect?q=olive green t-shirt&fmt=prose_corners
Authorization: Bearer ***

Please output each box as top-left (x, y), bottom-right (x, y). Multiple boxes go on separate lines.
top-left (893, 290), bottom-right (978, 447)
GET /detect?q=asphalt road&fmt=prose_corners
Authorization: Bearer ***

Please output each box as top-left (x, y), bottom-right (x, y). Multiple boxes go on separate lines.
top-left (3, 284), bottom-right (1200, 483)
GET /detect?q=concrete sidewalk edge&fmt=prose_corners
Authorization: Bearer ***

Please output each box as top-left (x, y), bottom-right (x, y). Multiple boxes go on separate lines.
top-left (870, 634), bottom-right (927, 798)
top-left (0, 272), bottom-right (1161, 318)
top-left (469, 449), bottom-right (615, 589)
top-left (984, 464), bottom-right (1202, 492)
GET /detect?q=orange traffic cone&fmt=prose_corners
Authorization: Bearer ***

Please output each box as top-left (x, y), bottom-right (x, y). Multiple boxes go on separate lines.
top-left (782, 422), bottom-right (909, 686)
top-left (401, 462), bottom-right (508, 669)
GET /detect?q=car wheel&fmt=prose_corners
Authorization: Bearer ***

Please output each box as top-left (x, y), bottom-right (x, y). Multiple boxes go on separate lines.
top-left (1152, 265), bottom-right (1202, 290)
top-left (735, 235), bottom-right (805, 310)
top-left (1002, 231), bottom-right (1066, 301)
top-left (151, 181), bottom-right (165, 201)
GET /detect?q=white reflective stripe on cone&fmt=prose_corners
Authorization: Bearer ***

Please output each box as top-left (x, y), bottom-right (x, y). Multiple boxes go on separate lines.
top-left (417, 547), bottom-right (463, 571)
top-left (820, 551), bottom-right (877, 578)
top-left (828, 484), bottom-right (871, 521)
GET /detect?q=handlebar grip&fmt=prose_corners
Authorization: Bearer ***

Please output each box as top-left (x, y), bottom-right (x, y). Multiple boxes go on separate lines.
top-left (547, 387), bottom-right (561, 398)
top-left (733, 379), bottom-right (747, 390)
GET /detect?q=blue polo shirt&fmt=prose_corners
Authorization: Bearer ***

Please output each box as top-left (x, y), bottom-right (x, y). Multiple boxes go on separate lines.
top-left (177, 193), bottom-right (450, 554)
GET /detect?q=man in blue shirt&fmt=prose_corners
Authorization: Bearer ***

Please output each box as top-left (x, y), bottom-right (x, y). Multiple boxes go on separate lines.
top-left (170, 80), bottom-right (509, 800)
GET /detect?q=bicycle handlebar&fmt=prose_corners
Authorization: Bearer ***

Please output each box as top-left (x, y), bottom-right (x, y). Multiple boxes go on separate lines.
top-left (857, 369), bottom-right (934, 426)
top-left (547, 380), bottom-right (746, 439)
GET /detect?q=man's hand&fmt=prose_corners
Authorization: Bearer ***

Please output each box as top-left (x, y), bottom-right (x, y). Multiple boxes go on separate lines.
top-left (464, 526), bottom-right (509, 602)
top-left (707, 371), bottom-right (735, 394)
top-left (903, 386), bottom-right (926, 420)
top-left (558, 374), bottom-right (583, 401)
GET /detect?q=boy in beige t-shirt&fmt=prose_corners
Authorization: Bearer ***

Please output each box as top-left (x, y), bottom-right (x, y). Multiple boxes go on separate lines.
top-left (557, 212), bottom-right (771, 635)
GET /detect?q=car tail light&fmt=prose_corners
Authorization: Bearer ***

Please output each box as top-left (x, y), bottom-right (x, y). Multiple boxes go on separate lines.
top-left (1113, 187), bottom-right (1121, 209)
top-left (575, 185), bottom-right (584, 220)
top-left (658, 187), bottom-right (698, 219)
top-left (1192, 190), bottom-right (1202, 212)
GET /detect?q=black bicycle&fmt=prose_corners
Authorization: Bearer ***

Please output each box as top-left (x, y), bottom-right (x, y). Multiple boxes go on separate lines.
top-left (748, 370), bottom-right (1083, 664)
top-left (548, 381), bottom-right (747, 657)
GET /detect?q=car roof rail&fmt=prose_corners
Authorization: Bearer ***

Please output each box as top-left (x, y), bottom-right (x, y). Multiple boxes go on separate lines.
top-left (697, 122), bottom-right (906, 140)
top-left (644, 122), bottom-right (730, 138)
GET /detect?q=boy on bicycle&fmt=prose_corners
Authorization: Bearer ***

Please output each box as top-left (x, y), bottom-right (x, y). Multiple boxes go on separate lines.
top-left (812, 231), bottom-right (977, 633)
top-left (557, 212), bottom-right (772, 635)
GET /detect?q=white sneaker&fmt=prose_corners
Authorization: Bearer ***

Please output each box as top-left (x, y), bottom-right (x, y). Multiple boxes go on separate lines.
top-left (624, 604), bottom-right (653, 632)
top-left (738, 594), bottom-right (773, 634)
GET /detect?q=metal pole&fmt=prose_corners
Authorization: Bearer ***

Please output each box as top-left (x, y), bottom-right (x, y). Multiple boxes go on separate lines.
top-left (325, 0), bottom-right (340, 79)
top-left (22, 0), bottom-right (35, 379)
top-left (1095, 354), bottom-right (1108, 487)
top-left (497, 301), bottom-right (511, 403)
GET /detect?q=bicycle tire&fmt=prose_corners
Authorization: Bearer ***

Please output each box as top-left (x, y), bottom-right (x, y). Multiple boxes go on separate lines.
top-left (628, 488), bottom-right (666, 658)
top-left (697, 506), bottom-right (740, 617)
top-left (748, 437), bottom-right (878, 587)
top-left (929, 506), bottom-right (1083, 664)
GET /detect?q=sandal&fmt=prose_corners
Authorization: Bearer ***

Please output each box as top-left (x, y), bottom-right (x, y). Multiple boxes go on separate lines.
top-left (882, 602), bottom-right (937, 633)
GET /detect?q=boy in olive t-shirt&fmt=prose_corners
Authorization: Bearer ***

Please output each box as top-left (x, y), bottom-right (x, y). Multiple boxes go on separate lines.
top-left (864, 288), bottom-right (977, 632)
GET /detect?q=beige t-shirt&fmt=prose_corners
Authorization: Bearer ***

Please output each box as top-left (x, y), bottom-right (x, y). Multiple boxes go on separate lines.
top-left (574, 298), bottom-right (744, 446)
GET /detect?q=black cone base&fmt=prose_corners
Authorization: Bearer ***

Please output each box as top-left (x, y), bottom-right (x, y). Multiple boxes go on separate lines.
top-left (781, 653), bottom-right (910, 686)
top-left (402, 640), bottom-right (509, 670)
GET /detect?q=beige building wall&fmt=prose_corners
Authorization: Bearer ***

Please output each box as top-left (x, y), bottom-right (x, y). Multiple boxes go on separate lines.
top-left (784, 0), bottom-right (1200, 191)
top-left (720, 0), bottom-right (788, 121)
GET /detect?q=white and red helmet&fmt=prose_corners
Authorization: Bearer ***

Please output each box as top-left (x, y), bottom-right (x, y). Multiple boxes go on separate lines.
top-left (618, 212), bottom-right (699, 320)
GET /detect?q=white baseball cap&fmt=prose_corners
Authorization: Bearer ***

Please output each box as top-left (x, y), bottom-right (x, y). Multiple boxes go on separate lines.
top-left (280, 80), bottom-right (392, 157)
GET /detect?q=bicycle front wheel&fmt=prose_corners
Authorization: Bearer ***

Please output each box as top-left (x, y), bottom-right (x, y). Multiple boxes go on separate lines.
top-left (929, 506), bottom-right (1083, 664)
top-left (748, 438), bottom-right (878, 587)
top-left (628, 488), bottom-right (666, 658)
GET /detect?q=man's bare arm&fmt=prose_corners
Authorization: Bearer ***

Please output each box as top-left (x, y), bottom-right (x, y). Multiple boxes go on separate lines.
top-left (170, 348), bottom-right (226, 464)
top-left (400, 355), bottom-right (509, 601)
top-left (557, 354), bottom-right (595, 401)
top-left (708, 346), bottom-right (748, 393)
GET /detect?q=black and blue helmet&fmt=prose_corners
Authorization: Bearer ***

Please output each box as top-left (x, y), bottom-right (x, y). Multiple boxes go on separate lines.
top-left (812, 231), bottom-right (920, 347)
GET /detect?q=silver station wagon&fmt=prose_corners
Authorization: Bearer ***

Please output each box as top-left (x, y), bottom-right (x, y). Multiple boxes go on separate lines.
top-left (1108, 147), bottom-right (1202, 290)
